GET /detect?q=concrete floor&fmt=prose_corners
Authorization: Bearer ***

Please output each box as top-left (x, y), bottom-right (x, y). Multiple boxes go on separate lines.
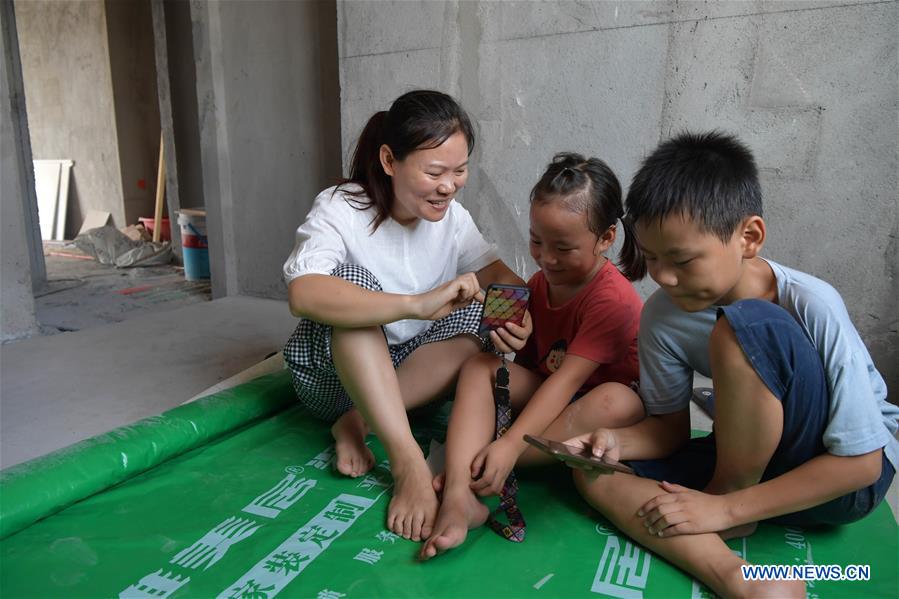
top-left (36, 242), bottom-right (212, 332)
top-left (1, 294), bottom-right (297, 469)
top-left (2, 249), bottom-right (298, 468)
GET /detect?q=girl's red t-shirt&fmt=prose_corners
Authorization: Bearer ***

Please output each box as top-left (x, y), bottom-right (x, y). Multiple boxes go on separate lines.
top-left (514, 259), bottom-right (642, 393)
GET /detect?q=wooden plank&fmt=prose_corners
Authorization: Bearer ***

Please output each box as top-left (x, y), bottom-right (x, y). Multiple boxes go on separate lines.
top-left (152, 131), bottom-right (166, 242)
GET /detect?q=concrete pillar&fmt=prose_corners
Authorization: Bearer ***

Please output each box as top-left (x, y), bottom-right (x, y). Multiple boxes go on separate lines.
top-left (191, 0), bottom-right (341, 299)
top-left (1, 1), bottom-right (41, 342)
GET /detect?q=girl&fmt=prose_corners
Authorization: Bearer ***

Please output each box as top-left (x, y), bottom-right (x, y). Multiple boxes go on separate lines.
top-left (282, 90), bottom-right (527, 543)
top-left (421, 152), bottom-right (645, 559)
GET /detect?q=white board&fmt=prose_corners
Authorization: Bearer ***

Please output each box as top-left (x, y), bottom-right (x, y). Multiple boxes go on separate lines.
top-left (33, 160), bottom-right (60, 240)
top-left (33, 159), bottom-right (74, 240)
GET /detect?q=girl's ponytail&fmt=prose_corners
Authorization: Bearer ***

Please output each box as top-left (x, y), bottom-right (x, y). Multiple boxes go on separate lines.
top-left (617, 215), bottom-right (646, 281)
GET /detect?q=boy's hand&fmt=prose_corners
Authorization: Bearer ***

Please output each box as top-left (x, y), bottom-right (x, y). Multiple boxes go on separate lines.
top-left (561, 429), bottom-right (621, 479)
top-left (488, 310), bottom-right (533, 354)
top-left (565, 428), bottom-right (621, 461)
top-left (414, 273), bottom-right (484, 321)
top-left (469, 439), bottom-right (519, 497)
top-left (638, 481), bottom-right (735, 537)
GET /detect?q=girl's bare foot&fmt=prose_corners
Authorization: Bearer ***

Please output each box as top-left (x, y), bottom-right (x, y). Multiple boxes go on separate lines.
top-left (331, 410), bottom-right (375, 477)
top-left (419, 486), bottom-right (488, 560)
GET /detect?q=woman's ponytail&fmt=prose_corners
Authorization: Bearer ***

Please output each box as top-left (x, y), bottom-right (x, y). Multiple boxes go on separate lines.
top-left (341, 111), bottom-right (395, 230)
top-left (349, 111), bottom-right (387, 183)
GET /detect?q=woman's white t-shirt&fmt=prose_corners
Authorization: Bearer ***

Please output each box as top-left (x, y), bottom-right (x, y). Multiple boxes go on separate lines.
top-left (283, 184), bottom-right (499, 345)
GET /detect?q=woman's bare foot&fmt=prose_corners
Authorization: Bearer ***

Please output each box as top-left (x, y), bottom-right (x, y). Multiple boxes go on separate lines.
top-left (419, 486), bottom-right (489, 560)
top-left (331, 410), bottom-right (375, 478)
top-left (721, 560), bottom-right (806, 598)
top-left (387, 456), bottom-right (439, 541)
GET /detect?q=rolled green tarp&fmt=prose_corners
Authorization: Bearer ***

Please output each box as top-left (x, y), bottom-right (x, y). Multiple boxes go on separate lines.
top-left (0, 371), bottom-right (295, 539)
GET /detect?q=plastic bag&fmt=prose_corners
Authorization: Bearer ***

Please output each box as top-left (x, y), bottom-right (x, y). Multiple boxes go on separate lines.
top-left (73, 225), bottom-right (173, 267)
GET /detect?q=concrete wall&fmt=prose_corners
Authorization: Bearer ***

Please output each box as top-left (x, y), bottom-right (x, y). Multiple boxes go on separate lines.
top-left (164, 0), bottom-right (204, 212)
top-left (191, 0), bottom-right (341, 299)
top-left (106, 0), bottom-right (161, 228)
top-left (337, 0), bottom-right (898, 396)
top-left (13, 0), bottom-right (124, 235)
top-left (1, 2), bottom-right (40, 342)
top-left (14, 0), bottom-right (159, 235)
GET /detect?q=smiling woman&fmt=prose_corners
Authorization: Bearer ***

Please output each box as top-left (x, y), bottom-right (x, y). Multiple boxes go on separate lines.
top-left (335, 90), bottom-right (475, 232)
top-left (280, 90), bottom-right (525, 543)
top-left (381, 130), bottom-right (470, 225)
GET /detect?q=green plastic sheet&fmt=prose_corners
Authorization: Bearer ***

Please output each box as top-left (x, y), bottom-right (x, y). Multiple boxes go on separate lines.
top-left (1, 375), bottom-right (897, 598)
top-left (0, 372), bottom-right (295, 539)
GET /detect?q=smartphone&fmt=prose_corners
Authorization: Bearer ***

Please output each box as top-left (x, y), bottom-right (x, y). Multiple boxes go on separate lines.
top-left (478, 284), bottom-right (530, 336)
top-left (523, 434), bottom-right (635, 475)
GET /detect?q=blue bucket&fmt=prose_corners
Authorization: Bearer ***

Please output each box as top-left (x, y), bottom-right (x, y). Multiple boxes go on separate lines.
top-left (178, 210), bottom-right (210, 280)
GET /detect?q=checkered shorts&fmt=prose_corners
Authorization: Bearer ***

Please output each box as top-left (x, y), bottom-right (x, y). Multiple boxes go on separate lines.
top-left (283, 264), bottom-right (485, 422)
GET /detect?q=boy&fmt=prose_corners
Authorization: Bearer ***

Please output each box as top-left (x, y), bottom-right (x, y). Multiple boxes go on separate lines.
top-left (566, 131), bottom-right (898, 598)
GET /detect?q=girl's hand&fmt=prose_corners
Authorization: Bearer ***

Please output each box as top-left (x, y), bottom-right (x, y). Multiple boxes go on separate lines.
top-left (638, 482), bottom-right (736, 537)
top-left (469, 439), bottom-right (519, 497)
top-left (489, 310), bottom-right (533, 354)
top-left (413, 273), bottom-right (484, 321)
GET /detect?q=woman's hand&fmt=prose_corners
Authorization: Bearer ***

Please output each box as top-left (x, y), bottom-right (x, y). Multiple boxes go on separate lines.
top-left (489, 310), bottom-right (533, 354)
top-left (413, 273), bottom-right (484, 320)
top-left (469, 439), bottom-right (520, 497)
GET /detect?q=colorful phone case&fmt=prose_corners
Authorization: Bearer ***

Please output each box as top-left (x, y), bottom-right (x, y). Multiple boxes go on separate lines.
top-left (479, 284), bottom-right (530, 335)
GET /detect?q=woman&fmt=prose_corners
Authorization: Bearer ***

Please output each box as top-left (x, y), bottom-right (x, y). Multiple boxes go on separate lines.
top-left (283, 90), bottom-right (528, 542)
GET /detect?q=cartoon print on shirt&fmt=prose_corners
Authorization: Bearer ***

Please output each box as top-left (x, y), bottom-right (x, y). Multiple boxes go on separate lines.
top-left (541, 339), bottom-right (567, 373)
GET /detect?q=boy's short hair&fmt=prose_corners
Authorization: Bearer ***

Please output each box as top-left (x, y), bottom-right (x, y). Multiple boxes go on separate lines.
top-left (625, 131), bottom-right (763, 241)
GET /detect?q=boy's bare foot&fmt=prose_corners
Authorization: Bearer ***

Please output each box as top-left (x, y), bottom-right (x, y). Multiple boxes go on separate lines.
top-left (331, 410), bottom-right (375, 478)
top-left (701, 483), bottom-right (758, 540)
top-left (387, 457), bottom-right (439, 541)
top-left (419, 487), bottom-right (488, 560)
top-left (432, 472), bottom-right (445, 494)
top-left (718, 521), bottom-right (757, 541)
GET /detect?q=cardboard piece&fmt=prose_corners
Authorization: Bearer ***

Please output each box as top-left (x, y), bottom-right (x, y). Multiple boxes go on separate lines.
top-left (120, 224), bottom-right (151, 242)
top-left (78, 210), bottom-right (112, 236)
